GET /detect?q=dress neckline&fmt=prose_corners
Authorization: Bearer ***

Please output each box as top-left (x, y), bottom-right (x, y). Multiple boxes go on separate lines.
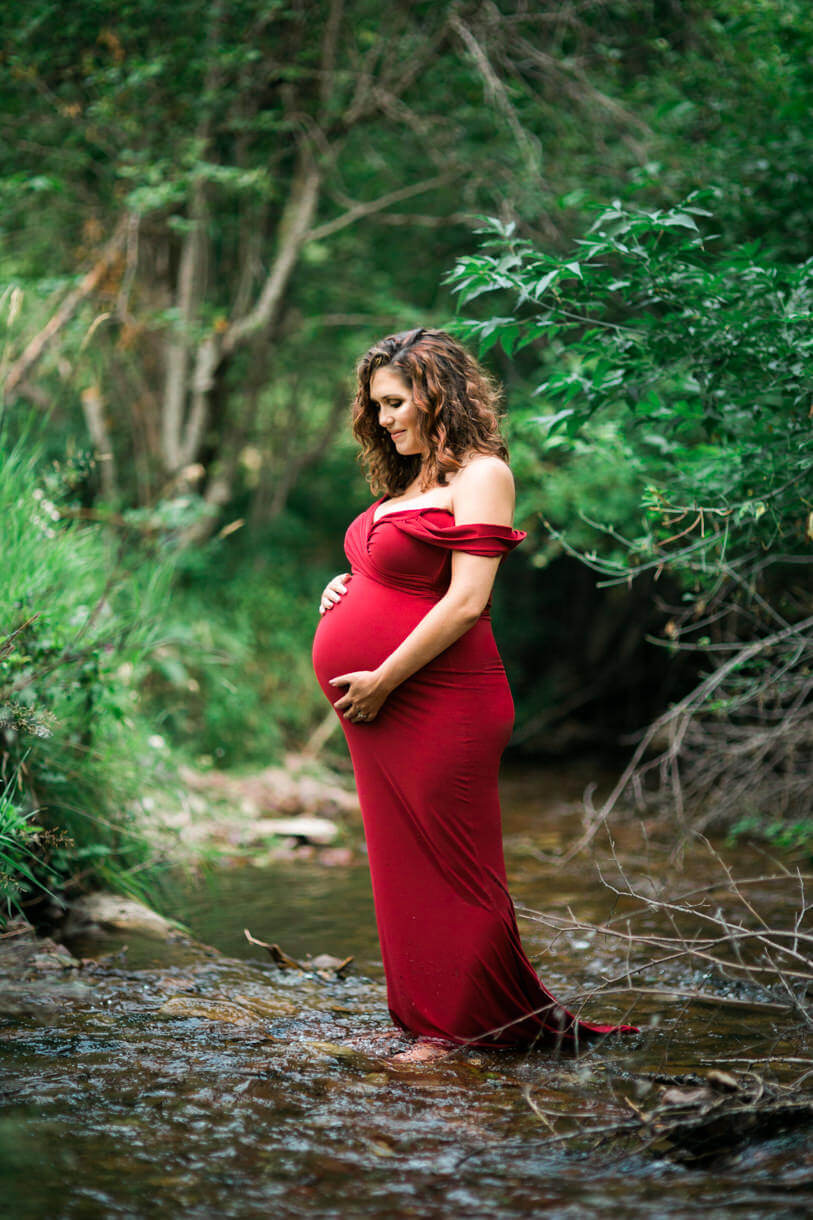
top-left (370, 494), bottom-right (454, 527)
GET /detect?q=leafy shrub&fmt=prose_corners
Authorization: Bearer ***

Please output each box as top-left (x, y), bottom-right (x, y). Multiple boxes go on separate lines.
top-left (0, 774), bottom-right (62, 923)
top-left (138, 536), bottom-right (334, 769)
top-left (0, 423), bottom-right (174, 923)
top-left (446, 195), bottom-right (812, 833)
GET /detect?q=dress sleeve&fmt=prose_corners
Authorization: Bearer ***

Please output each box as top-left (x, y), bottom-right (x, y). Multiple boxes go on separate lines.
top-left (392, 513), bottom-right (527, 557)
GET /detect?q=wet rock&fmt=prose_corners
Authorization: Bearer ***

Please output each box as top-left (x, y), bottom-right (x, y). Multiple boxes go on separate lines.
top-left (622, 1070), bottom-right (813, 1165)
top-left (309, 953), bottom-right (352, 972)
top-left (0, 918), bottom-right (80, 976)
top-left (157, 995), bottom-right (257, 1023)
top-left (229, 992), bottom-right (297, 1019)
top-left (29, 947), bottom-right (80, 971)
top-left (157, 991), bottom-right (295, 1023)
top-left (0, 978), bottom-right (92, 1020)
top-left (61, 892), bottom-right (186, 940)
top-left (0, 919), bottom-right (90, 1019)
top-left (302, 1039), bottom-right (359, 1059)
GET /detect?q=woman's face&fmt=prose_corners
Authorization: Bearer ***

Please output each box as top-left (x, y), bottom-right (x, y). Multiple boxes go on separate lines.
top-left (369, 366), bottom-right (426, 458)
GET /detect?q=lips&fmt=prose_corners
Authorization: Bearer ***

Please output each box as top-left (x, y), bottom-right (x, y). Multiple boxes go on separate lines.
top-left (390, 430), bottom-right (407, 441)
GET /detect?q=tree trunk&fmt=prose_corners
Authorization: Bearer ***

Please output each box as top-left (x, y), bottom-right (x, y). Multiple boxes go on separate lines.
top-left (160, 182), bottom-right (208, 475)
top-left (168, 150), bottom-right (323, 543)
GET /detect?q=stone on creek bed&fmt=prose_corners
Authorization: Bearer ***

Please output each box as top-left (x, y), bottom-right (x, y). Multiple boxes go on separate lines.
top-left (60, 891), bottom-right (189, 939)
top-left (0, 918), bottom-right (90, 1019)
top-left (0, 918), bottom-right (80, 974)
top-left (156, 991), bottom-right (296, 1023)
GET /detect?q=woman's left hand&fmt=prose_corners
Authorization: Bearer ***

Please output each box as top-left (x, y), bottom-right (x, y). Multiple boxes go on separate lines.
top-left (329, 669), bottom-right (390, 724)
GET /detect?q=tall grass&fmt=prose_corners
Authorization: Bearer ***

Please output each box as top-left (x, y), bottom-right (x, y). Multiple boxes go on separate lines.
top-left (0, 419), bottom-right (175, 926)
top-left (0, 772), bottom-right (60, 923)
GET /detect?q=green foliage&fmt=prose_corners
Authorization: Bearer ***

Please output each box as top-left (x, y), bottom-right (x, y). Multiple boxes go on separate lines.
top-left (615, 0), bottom-right (813, 263)
top-left (447, 196), bottom-right (812, 587)
top-left (0, 421), bottom-right (175, 922)
top-left (446, 191), bottom-right (812, 831)
top-left (0, 776), bottom-right (61, 922)
top-left (2, 0), bottom-right (811, 845)
top-left (727, 813), bottom-right (813, 857)
top-left (139, 545), bottom-right (329, 768)
top-left (0, 0), bottom-right (696, 519)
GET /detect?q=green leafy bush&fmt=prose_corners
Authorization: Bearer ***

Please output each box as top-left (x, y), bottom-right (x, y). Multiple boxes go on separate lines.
top-left (0, 424), bottom-right (174, 923)
top-left (138, 531), bottom-right (334, 769)
top-left (449, 196), bottom-right (811, 572)
top-left (446, 195), bottom-right (812, 834)
top-left (0, 775), bottom-right (61, 923)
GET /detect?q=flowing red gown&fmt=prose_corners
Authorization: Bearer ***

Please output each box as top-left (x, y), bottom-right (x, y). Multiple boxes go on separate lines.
top-left (312, 496), bottom-right (638, 1050)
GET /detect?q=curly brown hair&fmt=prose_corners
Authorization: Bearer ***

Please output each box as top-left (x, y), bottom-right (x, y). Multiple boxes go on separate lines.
top-left (351, 327), bottom-right (509, 495)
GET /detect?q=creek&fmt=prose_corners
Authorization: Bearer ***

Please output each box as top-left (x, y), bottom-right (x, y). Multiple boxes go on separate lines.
top-left (1, 765), bottom-right (811, 1218)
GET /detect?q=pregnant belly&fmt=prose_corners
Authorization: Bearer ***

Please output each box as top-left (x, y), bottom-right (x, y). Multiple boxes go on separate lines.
top-left (311, 572), bottom-right (507, 701)
top-left (312, 573), bottom-right (436, 696)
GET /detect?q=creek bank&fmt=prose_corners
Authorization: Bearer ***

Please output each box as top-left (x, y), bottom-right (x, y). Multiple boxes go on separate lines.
top-left (0, 918), bottom-right (85, 1021)
top-left (142, 751), bottom-right (360, 867)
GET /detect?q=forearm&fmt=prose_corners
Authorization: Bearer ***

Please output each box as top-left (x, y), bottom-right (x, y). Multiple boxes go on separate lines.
top-left (375, 594), bottom-right (481, 694)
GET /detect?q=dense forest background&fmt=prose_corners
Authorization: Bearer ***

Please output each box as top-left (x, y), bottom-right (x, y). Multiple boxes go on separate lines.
top-left (1, 0), bottom-right (810, 920)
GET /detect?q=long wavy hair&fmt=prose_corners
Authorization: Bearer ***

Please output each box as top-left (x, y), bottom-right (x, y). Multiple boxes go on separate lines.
top-left (352, 327), bottom-right (508, 495)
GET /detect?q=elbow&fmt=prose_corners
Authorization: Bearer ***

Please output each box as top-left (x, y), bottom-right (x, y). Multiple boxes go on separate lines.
top-left (450, 595), bottom-right (487, 628)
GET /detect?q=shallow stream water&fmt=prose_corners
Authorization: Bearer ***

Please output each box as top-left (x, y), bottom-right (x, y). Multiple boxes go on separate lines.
top-left (1, 766), bottom-right (811, 1218)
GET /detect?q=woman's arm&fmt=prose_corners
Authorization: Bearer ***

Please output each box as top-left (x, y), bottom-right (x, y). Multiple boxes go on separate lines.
top-left (330, 458), bottom-right (515, 721)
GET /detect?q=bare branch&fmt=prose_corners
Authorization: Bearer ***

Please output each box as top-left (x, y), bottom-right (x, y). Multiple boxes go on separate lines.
top-left (305, 174), bottom-right (451, 244)
top-left (344, 7), bottom-right (457, 127)
top-left (115, 211), bottom-right (141, 324)
top-left (556, 614), bottom-right (813, 862)
top-left (449, 10), bottom-right (544, 180)
top-left (319, 0), bottom-right (345, 120)
top-left (161, 180), bottom-right (209, 472)
top-left (3, 217), bottom-right (129, 400)
top-left (79, 384), bottom-right (117, 500)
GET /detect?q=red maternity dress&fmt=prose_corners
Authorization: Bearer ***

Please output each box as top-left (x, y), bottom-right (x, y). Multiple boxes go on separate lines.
top-left (312, 495), bottom-right (638, 1050)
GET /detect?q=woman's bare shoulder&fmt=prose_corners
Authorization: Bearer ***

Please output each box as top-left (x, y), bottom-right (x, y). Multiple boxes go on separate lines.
top-left (452, 453), bottom-right (515, 493)
top-left (450, 454), bottom-right (515, 522)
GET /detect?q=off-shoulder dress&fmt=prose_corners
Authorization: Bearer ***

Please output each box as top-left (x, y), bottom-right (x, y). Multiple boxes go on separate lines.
top-left (312, 497), bottom-right (638, 1049)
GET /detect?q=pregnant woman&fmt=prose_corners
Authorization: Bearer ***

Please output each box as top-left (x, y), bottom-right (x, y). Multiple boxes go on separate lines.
top-left (312, 327), bottom-right (638, 1063)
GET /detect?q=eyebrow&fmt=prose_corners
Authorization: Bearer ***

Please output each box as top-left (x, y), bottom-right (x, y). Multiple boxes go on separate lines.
top-left (370, 394), bottom-right (403, 404)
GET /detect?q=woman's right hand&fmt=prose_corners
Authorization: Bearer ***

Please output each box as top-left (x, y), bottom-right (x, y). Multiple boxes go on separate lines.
top-left (319, 572), bottom-right (351, 615)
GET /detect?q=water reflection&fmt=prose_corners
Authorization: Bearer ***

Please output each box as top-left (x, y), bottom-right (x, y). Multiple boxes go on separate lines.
top-left (164, 854), bottom-right (382, 973)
